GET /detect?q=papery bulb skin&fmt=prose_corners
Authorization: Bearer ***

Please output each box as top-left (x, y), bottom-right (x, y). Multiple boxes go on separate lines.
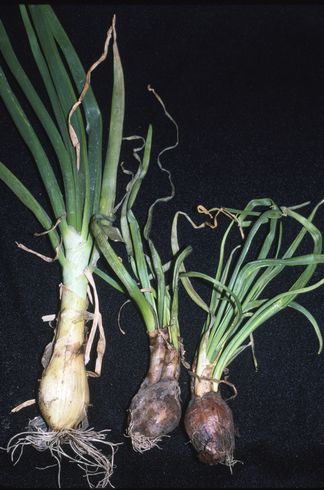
top-left (127, 329), bottom-right (181, 450)
top-left (184, 391), bottom-right (235, 465)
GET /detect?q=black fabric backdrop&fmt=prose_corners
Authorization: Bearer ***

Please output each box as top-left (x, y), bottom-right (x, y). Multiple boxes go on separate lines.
top-left (1, 3), bottom-right (324, 488)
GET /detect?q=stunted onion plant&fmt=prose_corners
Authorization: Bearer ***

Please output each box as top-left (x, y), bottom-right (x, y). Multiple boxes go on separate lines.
top-left (172, 198), bottom-right (324, 468)
top-left (91, 98), bottom-right (191, 452)
top-left (1, 5), bottom-right (124, 486)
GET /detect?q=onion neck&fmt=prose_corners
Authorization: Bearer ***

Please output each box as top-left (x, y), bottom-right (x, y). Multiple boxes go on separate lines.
top-left (146, 329), bottom-right (180, 385)
top-left (192, 338), bottom-right (219, 397)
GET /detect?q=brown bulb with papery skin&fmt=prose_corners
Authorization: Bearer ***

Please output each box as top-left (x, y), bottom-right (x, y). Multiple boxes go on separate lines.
top-left (128, 378), bottom-right (181, 439)
top-left (184, 391), bottom-right (235, 465)
top-left (127, 329), bottom-right (182, 450)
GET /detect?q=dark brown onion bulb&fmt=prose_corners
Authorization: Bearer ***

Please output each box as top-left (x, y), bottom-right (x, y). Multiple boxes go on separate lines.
top-left (184, 391), bottom-right (235, 466)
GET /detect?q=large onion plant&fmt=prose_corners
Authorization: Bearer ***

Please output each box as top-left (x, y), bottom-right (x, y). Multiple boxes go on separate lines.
top-left (172, 198), bottom-right (324, 467)
top-left (0, 5), bottom-right (125, 486)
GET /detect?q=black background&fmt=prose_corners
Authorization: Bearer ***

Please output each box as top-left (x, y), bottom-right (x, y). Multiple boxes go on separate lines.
top-left (1, 2), bottom-right (324, 488)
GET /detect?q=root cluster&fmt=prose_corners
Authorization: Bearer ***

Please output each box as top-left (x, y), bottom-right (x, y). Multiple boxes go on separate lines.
top-left (5, 416), bottom-right (119, 488)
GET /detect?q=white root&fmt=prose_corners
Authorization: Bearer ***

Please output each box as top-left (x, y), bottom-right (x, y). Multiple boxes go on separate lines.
top-left (219, 453), bottom-right (243, 474)
top-left (126, 428), bottom-right (170, 455)
top-left (5, 416), bottom-right (121, 488)
top-left (126, 420), bottom-right (170, 453)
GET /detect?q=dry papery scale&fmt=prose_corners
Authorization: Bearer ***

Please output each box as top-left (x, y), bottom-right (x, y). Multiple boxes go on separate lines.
top-left (0, 5), bottom-right (127, 486)
top-left (172, 199), bottom-right (324, 468)
top-left (91, 88), bottom-right (191, 452)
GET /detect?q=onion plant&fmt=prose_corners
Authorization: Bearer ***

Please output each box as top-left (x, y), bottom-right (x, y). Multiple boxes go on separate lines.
top-left (0, 5), bottom-right (125, 486)
top-left (91, 107), bottom-right (191, 451)
top-left (172, 198), bottom-right (324, 467)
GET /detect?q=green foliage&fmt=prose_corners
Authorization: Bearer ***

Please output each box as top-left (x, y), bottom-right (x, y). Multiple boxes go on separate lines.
top-left (174, 199), bottom-right (324, 381)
